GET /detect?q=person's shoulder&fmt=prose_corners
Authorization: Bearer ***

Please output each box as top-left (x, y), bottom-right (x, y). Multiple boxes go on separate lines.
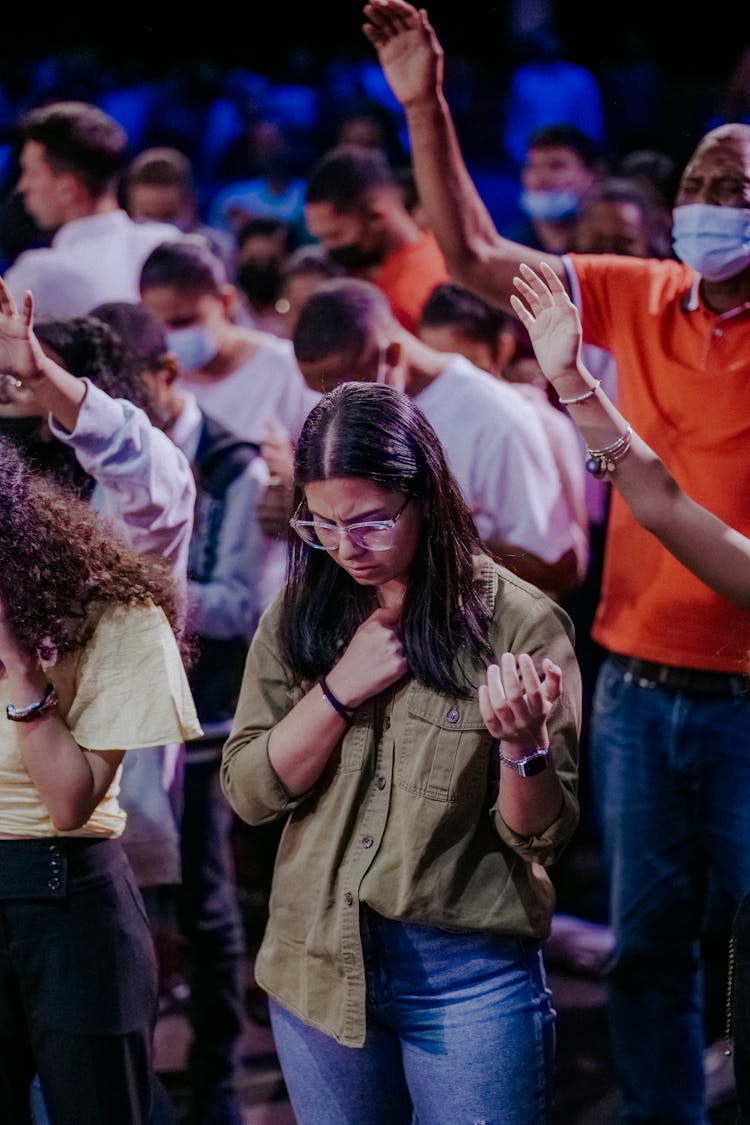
top-left (476, 553), bottom-right (554, 614)
top-left (4, 242), bottom-right (58, 277)
top-left (126, 214), bottom-right (180, 247)
top-left (435, 355), bottom-right (539, 418)
top-left (566, 253), bottom-right (695, 311)
top-left (567, 252), bottom-right (690, 285)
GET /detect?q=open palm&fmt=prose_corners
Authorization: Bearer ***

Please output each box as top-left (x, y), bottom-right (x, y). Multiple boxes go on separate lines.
top-left (363, 0), bottom-right (443, 108)
top-left (0, 277), bottom-right (46, 381)
top-left (510, 262), bottom-right (584, 385)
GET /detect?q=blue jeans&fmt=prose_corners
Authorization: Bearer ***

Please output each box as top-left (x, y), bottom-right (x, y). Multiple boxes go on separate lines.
top-left (590, 655), bottom-right (750, 1124)
top-left (269, 911), bottom-right (555, 1125)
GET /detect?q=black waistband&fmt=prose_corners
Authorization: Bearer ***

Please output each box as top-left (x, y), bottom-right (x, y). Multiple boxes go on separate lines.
top-left (614, 655), bottom-right (749, 698)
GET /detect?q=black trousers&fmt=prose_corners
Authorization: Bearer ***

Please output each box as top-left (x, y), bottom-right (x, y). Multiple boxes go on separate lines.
top-left (177, 750), bottom-right (246, 1111)
top-left (0, 836), bottom-right (162, 1125)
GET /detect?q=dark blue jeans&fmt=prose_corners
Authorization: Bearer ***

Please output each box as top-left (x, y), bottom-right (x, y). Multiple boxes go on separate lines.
top-left (590, 655), bottom-right (750, 1124)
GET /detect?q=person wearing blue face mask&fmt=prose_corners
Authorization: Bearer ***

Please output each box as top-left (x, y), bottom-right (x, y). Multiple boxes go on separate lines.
top-left (510, 124), bottom-right (609, 255)
top-left (139, 236), bottom-right (320, 453)
top-left (362, 4), bottom-right (750, 1119)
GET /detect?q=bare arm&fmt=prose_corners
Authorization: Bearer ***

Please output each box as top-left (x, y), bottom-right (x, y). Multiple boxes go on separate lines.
top-left (479, 652), bottom-right (565, 838)
top-left (511, 262), bottom-right (750, 612)
top-left (1, 612), bottom-right (123, 831)
top-left (362, 0), bottom-right (568, 310)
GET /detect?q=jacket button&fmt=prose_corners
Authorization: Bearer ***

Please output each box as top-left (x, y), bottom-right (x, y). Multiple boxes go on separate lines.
top-left (447, 708), bottom-right (460, 723)
top-left (375, 776), bottom-right (386, 790)
top-left (361, 835), bottom-right (374, 848)
top-left (343, 892), bottom-right (354, 906)
top-left (48, 877), bottom-right (62, 891)
top-left (383, 716), bottom-right (391, 730)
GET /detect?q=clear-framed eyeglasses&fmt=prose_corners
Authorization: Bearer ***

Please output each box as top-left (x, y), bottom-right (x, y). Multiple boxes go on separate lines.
top-left (290, 495), bottom-right (411, 551)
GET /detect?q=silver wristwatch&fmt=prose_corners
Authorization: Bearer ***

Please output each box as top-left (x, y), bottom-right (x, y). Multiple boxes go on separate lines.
top-left (498, 745), bottom-right (550, 778)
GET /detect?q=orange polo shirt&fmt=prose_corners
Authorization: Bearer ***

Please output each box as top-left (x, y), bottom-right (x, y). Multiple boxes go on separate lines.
top-left (566, 253), bottom-right (750, 672)
top-left (373, 228), bottom-right (449, 333)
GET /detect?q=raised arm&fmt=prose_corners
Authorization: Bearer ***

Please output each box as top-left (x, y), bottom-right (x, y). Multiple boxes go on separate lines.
top-left (0, 279), bottom-right (195, 573)
top-left (0, 279), bottom-right (86, 430)
top-left (511, 262), bottom-right (750, 612)
top-left (362, 0), bottom-right (568, 310)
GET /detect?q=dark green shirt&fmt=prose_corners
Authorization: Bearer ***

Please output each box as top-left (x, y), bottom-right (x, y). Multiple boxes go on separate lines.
top-left (221, 556), bottom-right (581, 1046)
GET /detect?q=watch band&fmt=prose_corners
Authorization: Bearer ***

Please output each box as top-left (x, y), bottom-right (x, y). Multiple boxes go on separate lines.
top-left (498, 745), bottom-right (550, 778)
top-left (6, 682), bottom-right (59, 723)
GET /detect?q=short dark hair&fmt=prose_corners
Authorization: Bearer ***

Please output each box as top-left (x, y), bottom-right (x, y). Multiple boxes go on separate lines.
top-left (280, 245), bottom-right (343, 285)
top-left (140, 235), bottom-right (227, 295)
top-left (17, 101), bottom-right (128, 197)
top-left (292, 277), bottom-right (393, 365)
top-left (305, 144), bottom-right (399, 210)
top-left (281, 381), bottom-right (492, 696)
top-left (90, 301), bottom-right (169, 372)
top-left (35, 314), bottom-right (155, 418)
top-left (125, 147), bottom-right (194, 193)
top-left (527, 124), bottom-right (606, 170)
top-left (236, 215), bottom-right (294, 250)
top-left (419, 282), bottom-right (509, 352)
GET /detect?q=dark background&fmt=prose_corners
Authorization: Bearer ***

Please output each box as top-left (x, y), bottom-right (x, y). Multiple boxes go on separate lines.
top-left (3, 4), bottom-right (746, 82)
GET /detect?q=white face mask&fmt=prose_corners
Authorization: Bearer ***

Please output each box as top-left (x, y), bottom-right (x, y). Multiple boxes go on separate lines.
top-left (165, 324), bottom-right (218, 372)
top-left (672, 203), bottom-right (750, 281)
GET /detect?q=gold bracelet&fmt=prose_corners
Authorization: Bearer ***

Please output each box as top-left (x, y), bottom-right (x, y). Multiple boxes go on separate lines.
top-left (585, 426), bottom-right (633, 478)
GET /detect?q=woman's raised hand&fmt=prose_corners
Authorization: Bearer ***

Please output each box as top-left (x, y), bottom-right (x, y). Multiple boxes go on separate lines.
top-left (0, 278), bottom-right (46, 383)
top-left (510, 262), bottom-right (584, 387)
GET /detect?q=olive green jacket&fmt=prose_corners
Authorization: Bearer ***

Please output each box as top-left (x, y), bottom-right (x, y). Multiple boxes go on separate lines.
top-left (221, 556), bottom-right (581, 1046)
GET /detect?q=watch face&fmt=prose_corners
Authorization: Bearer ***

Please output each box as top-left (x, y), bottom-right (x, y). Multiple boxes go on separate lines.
top-left (519, 753), bottom-right (548, 777)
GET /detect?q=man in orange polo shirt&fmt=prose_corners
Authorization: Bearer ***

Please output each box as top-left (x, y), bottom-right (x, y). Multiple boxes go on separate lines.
top-left (304, 142), bottom-right (448, 332)
top-left (364, 2), bottom-right (750, 1120)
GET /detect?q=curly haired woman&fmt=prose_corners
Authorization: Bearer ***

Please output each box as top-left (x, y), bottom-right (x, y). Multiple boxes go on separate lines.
top-left (0, 436), bottom-right (201, 1125)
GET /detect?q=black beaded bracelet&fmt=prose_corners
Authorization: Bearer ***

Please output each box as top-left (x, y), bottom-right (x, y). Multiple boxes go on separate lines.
top-left (319, 676), bottom-right (355, 724)
top-left (6, 682), bottom-right (59, 723)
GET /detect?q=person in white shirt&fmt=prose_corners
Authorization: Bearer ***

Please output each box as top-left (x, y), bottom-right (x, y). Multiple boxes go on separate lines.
top-left (139, 235), bottom-right (320, 449)
top-left (417, 280), bottom-right (589, 588)
top-left (4, 100), bottom-right (177, 317)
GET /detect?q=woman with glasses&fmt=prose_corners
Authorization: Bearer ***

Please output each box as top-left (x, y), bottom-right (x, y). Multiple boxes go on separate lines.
top-left (221, 381), bottom-right (580, 1124)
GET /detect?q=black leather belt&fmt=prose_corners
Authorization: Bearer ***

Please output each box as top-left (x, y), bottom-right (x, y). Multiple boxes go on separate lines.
top-left (615, 655), bottom-right (749, 698)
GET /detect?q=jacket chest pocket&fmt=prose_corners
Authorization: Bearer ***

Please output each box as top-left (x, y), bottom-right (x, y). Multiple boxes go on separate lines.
top-left (395, 694), bottom-right (491, 802)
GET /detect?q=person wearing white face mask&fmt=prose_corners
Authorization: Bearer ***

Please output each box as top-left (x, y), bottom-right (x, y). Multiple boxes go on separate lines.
top-left (361, 4), bottom-right (750, 1120)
